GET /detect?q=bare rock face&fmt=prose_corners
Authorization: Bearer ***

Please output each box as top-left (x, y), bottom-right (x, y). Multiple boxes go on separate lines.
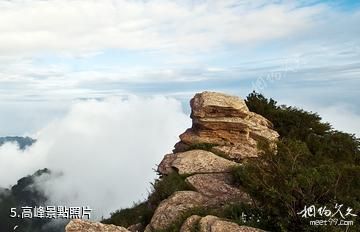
top-left (149, 92), bottom-right (275, 231)
top-left (173, 91), bottom-right (279, 162)
top-left (198, 216), bottom-right (265, 232)
top-left (148, 191), bottom-right (209, 231)
top-left (185, 173), bottom-right (251, 203)
top-left (65, 219), bottom-right (130, 232)
top-left (190, 92), bottom-right (249, 118)
top-left (64, 92), bottom-right (275, 232)
top-left (179, 215), bottom-right (202, 232)
top-left (157, 153), bottom-right (177, 175)
top-left (171, 150), bottom-right (239, 175)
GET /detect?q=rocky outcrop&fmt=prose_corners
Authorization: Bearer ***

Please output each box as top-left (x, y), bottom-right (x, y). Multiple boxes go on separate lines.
top-left (158, 149), bottom-right (240, 176)
top-left (185, 173), bottom-right (251, 203)
top-left (65, 91), bottom-right (276, 232)
top-left (173, 92), bottom-right (279, 162)
top-left (146, 92), bottom-right (277, 231)
top-left (147, 191), bottom-right (209, 231)
top-left (65, 219), bottom-right (130, 232)
top-left (171, 149), bottom-right (239, 175)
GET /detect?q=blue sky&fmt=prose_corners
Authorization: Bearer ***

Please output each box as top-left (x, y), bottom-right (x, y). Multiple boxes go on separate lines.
top-left (0, 0), bottom-right (359, 136)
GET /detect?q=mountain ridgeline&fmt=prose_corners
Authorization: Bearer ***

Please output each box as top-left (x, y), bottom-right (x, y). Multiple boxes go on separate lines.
top-left (0, 169), bottom-right (62, 232)
top-left (1, 92), bottom-right (359, 232)
top-left (0, 136), bottom-right (36, 150)
top-left (88, 91), bottom-right (359, 232)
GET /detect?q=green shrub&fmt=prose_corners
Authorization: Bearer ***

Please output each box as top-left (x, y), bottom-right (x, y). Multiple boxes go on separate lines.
top-left (105, 92), bottom-right (360, 232)
top-left (102, 202), bottom-right (152, 228)
top-left (148, 172), bottom-right (193, 208)
top-left (103, 172), bottom-right (192, 228)
top-left (228, 92), bottom-right (360, 232)
top-left (245, 91), bottom-right (332, 140)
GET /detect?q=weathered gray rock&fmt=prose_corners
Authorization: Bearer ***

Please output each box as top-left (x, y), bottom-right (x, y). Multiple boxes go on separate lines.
top-left (173, 91), bottom-right (279, 161)
top-left (65, 219), bottom-right (130, 232)
top-left (185, 173), bottom-right (251, 203)
top-left (190, 91), bottom-right (250, 118)
top-left (149, 191), bottom-right (209, 231)
top-left (171, 150), bottom-right (239, 175)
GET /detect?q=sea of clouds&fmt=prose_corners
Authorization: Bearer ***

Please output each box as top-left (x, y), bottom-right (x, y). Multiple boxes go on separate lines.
top-left (0, 96), bottom-right (190, 219)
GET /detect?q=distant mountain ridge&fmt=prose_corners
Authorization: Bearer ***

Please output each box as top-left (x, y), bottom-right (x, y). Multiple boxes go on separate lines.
top-left (0, 136), bottom-right (36, 150)
top-left (0, 169), bottom-right (61, 232)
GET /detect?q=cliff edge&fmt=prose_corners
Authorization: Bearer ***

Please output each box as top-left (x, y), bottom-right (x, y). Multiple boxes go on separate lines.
top-left (66, 91), bottom-right (279, 232)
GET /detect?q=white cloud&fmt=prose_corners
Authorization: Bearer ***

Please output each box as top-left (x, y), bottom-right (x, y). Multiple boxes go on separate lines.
top-left (317, 105), bottom-right (360, 137)
top-left (0, 0), bottom-right (359, 102)
top-left (277, 97), bottom-right (360, 138)
top-left (0, 96), bottom-right (190, 219)
top-left (0, 0), bottom-right (324, 56)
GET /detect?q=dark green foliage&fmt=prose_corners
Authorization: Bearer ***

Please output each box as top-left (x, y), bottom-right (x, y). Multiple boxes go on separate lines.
top-left (0, 136), bottom-right (36, 150)
top-left (102, 202), bottom-right (152, 229)
top-left (148, 171), bottom-right (193, 208)
top-left (0, 168), bottom-right (62, 232)
top-left (246, 91), bottom-right (332, 140)
top-left (228, 92), bottom-right (360, 231)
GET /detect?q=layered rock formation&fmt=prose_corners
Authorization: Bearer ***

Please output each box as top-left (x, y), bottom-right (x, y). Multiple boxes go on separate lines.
top-left (173, 92), bottom-right (278, 162)
top-left (66, 91), bottom-right (278, 232)
top-left (145, 92), bottom-right (278, 231)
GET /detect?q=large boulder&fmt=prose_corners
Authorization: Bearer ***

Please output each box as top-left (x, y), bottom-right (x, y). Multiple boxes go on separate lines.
top-left (190, 92), bottom-right (250, 118)
top-left (171, 150), bottom-right (239, 175)
top-left (65, 219), bottom-right (129, 232)
top-left (198, 215), bottom-right (265, 232)
top-left (148, 191), bottom-right (209, 231)
top-left (157, 153), bottom-right (177, 175)
top-left (185, 173), bottom-right (251, 203)
top-left (173, 91), bottom-right (279, 162)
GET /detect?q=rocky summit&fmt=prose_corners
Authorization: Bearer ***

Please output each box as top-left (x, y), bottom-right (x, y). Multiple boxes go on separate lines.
top-left (173, 92), bottom-right (279, 162)
top-left (66, 91), bottom-right (279, 232)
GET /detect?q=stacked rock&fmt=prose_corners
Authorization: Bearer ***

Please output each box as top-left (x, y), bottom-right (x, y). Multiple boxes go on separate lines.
top-left (66, 92), bottom-right (278, 232)
top-left (174, 91), bottom-right (279, 162)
